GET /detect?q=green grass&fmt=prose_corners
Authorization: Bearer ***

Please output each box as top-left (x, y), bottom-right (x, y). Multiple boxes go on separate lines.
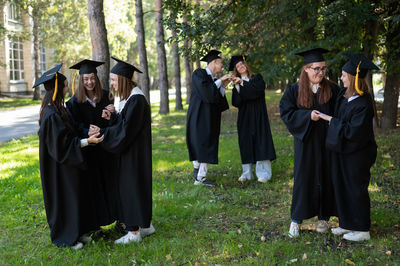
top-left (0, 90), bottom-right (399, 264)
top-left (0, 98), bottom-right (41, 111)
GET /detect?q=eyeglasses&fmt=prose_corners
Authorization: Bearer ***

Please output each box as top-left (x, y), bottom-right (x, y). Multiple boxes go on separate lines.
top-left (309, 66), bottom-right (328, 74)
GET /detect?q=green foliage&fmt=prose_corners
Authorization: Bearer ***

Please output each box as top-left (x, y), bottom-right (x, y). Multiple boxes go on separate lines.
top-left (0, 91), bottom-right (399, 264)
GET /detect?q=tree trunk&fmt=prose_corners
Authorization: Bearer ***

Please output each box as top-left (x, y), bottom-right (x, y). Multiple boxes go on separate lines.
top-left (381, 10), bottom-right (400, 129)
top-left (87, 0), bottom-right (110, 90)
top-left (135, 0), bottom-right (150, 102)
top-left (155, 0), bottom-right (169, 114)
top-left (172, 25), bottom-right (182, 110)
top-left (32, 13), bottom-right (41, 100)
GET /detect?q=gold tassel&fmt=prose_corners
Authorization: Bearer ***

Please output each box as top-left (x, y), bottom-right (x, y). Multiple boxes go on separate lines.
top-left (52, 73), bottom-right (58, 101)
top-left (242, 56), bottom-right (246, 62)
top-left (355, 61), bottom-right (364, 96)
top-left (132, 73), bottom-right (135, 82)
top-left (72, 72), bottom-right (78, 96)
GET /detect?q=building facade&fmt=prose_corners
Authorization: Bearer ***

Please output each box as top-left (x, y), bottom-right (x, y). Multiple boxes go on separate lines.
top-left (0, 2), bottom-right (52, 96)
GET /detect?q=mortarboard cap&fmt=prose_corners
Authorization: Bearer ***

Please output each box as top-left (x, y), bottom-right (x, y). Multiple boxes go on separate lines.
top-left (69, 59), bottom-right (104, 74)
top-left (110, 56), bottom-right (142, 81)
top-left (200, 50), bottom-right (222, 64)
top-left (33, 63), bottom-right (66, 101)
top-left (229, 55), bottom-right (247, 71)
top-left (342, 53), bottom-right (379, 79)
top-left (295, 48), bottom-right (329, 65)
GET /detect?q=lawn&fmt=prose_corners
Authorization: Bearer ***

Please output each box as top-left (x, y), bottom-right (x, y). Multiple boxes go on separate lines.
top-left (0, 98), bottom-right (41, 111)
top-left (0, 90), bottom-right (399, 264)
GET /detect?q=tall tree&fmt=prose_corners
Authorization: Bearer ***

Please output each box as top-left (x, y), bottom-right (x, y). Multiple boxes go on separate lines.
top-left (171, 21), bottom-right (182, 110)
top-left (135, 0), bottom-right (150, 102)
top-left (87, 0), bottom-right (110, 89)
top-left (381, 1), bottom-right (400, 129)
top-left (155, 0), bottom-right (169, 114)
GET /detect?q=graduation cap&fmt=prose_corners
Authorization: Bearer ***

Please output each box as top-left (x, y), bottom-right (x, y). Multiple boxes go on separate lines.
top-left (342, 53), bottom-right (379, 95)
top-left (229, 55), bottom-right (247, 71)
top-left (200, 50), bottom-right (222, 64)
top-left (295, 48), bottom-right (329, 65)
top-left (110, 56), bottom-right (142, 81)
top-left (33, 63), bottom-right (66, 102)
top-left (69, 59), bottom-right (104, 96)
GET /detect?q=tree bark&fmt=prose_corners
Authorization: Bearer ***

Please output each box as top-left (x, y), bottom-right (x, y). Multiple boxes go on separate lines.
top-left (32, 11), bottom-right (41, 100)
top-left (87, 0), bottom-right (110, 90)
top-left (172, 24), bottom-right (182, 110)
top-left (381, 8), bottom-right (400, 129)
top-left (135, 0), bottom-right (150, 102)
top-left (155, 0), bottom-right (169, 114)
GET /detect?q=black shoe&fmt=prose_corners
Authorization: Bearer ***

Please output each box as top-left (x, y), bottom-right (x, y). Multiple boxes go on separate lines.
top-left (194, 177), bottom-right (215, 187)
top-left (193, 168), bottom-right (199, 181)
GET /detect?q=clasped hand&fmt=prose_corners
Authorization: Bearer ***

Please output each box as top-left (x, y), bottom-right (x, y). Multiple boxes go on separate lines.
top-left (219, 74), bottom-right (242, 88)
top-left (101, 104), bottom-right (115, 120)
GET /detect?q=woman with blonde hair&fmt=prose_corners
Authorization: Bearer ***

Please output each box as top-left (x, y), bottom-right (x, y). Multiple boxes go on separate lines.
top-left (318, 53), bottom-right (378, 241)
top-left (230, 55), bottom-right (276, 183)
top-left (280, 48), bottom-right (339, 238)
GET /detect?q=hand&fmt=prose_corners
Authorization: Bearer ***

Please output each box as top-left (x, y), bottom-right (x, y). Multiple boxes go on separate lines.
top-left (102, 109), bottom-right (111, 120)
top-left (220, 74), bottom-right (232, 82)
top-left (310, 110), bottom-right (320, 121)
top-left (88, 124), bottom-right (100, 136)
top-left (87, 132), bottom-right (104, 144)
top-left (232, 77), bottom-right (242, 85)
top-left (105, 104), bottom-right (115, 113)
top-left (318, 112), bottom-right (332, 122)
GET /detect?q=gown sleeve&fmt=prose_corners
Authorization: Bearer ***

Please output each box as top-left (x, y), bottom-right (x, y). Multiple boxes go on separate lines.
top-left (232, 86), bottom-right (242, 107)
top-left (279, 84), bottom-right (312, 141)
top-left (101, 96), bottom-right (147, 154)
top-left (42, 112), bottom-right (85, 167)
top-left (191, 69), bottom-right (221, 104)
top-left (326, 97), bottom-right (372, 153)
top-left (239, 74), bottom-right (266, 101)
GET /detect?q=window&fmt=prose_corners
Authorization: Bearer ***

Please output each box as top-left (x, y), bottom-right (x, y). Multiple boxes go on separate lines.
top-left (40, 43), bottom-right (46, 73)
top-left (9, 38), bottom-right (24, 81)
top-left (8, 3), bottom-right (21, 21)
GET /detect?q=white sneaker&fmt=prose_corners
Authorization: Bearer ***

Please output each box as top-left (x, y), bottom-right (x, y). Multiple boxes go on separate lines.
top-left (331, 227), bottom-right (351, 236)
top-left (288, 222), bottom-right (300, 238)
top-left (238, 176), bottom-right (251, 182)
top-left (79, 234), bottom-right (92, 244)
top-left (343, 231), bottom-right (370, 241)
top-left (140, 223), bottom-right (155, 238)
top-left (72, 242), bottom-right (83, 250)
top-left (257, 177), bottom-right (268, 183)
top-left (114, 232), bottom-right (142, 244)
top-left (316, 220), bottom-right (329, 233)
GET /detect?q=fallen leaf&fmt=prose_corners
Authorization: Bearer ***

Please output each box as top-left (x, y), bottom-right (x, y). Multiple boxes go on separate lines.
top-left (345, 259), bottom-right (354, 265)
top-left (305, 241), bottom-right (311, 245)
top-left (302, 253), bottom-right (307, 260)
top-left (194, 262), bottom-right (200, 266)
top-left (166, 254), bottom-right (172, 260)
top-left (238, 243), bottom-right (243, 249)
top-left (386, 250), bottom-right (392, 256)
top-left (220, 204), bottom-right (225, 209)
top-left (261, 236), bottom-right (266, 242)
top-left (237, 229), bottom-right (241, 234)
top-left (290, 258), bottom-right (298, 263)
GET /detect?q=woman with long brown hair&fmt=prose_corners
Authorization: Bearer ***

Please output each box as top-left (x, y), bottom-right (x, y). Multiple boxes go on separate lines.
top-left (279, 48), bottom-right (339, 238)
top-left (230, 55), bottom-right (276, 183)
top-left (101, 57), bottom-right (154, 244)
top-left (66, 59), bottom-right (119, 231)
top-left (318, 53), bottom-right (378, 241)
top-left (37, 64), bottom-right (103, 249)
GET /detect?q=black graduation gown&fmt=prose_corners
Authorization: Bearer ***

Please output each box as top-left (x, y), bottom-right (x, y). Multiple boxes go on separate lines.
top-left (101, 92), bottom-right (152, 228)
top-left (66, 90), bottom-right (119, 227)
top-left (39, 106), bottom-right (91, 246)
top-left (186, 68), bottom-right (229, 164)
top-left (279, 82), bottom-right (339, 221)
top-left (326, 90), bottom-right (377, 231)
top-left (232, 74), bottom-right (276, 164)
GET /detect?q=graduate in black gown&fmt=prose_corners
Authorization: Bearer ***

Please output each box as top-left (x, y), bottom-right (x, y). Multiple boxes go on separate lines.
top-left (101, 57), bottom-right (154, 244)
top-left (230, 55), bottom-right (276, 183)
top-left (66, 60), bottom-right (119, 229)
top-left (279, 48), bottom-right (339, 238)
top-left (186, 50), bottom-right (231, 186)
top-left (37, 64), bottom-right (104, 249)
top-left (318, 53), bottom-right (378, 242)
